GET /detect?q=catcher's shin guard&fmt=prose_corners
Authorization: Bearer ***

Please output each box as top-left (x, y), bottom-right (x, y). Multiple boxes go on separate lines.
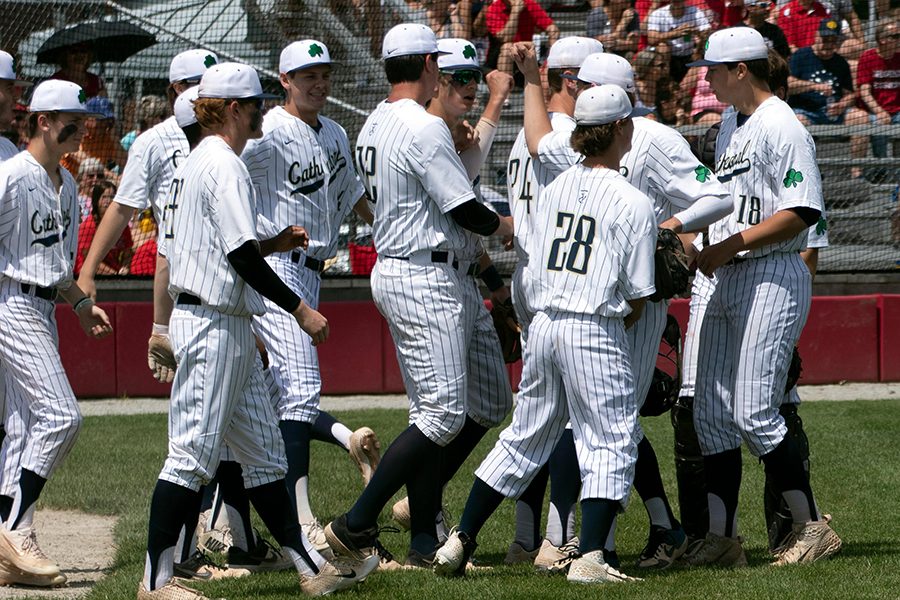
top-left (764, 403), bottom-right (811, 551)
top-left (671, 396), bottom-right (708, 540)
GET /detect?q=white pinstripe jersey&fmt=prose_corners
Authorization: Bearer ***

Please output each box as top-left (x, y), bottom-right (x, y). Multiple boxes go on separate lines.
top-left (165, 136), bottom-right (265, 317)
top-left (711, 97), bottom-right (824, 257)
top-left (0, 152), bottom-right (78, 287)
top-left (507, 112), bottom-right (576, 262)
top-left (0, 137), bottom-right (18, 161)
top-left (115, 116), bottom-right (188, 223)
top-left (528, 165), bottom-right (656, 316)
top-left (355, 99), bottom-right (475, 256)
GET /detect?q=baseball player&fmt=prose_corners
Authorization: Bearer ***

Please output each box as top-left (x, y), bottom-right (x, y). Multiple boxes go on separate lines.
top-left (324, 23), bottom-right (514, 567)
top-left (434, 85), bottom-right (655, 585)
top-left (682, 27), bottom-right (840, 567)
top-left (503, 36), bottom-right (603, 568)
top-left (673, 49), bottom-right (831, 556)
top-left (513, 44), bottom-right (734, 570)
top-left (139, 62), bottom-right (377, 600)
top-left (236, 38), bottom-right (381, 557)
top-left (0, 80), bottom-right (113, 587)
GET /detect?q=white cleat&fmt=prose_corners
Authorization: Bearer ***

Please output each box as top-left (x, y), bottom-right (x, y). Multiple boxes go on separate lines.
top-left (566, 550), bottom-right (642, 584)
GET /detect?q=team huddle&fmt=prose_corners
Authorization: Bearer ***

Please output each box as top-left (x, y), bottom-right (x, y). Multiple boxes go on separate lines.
top-left (0, 18), bottom-right (841, 600)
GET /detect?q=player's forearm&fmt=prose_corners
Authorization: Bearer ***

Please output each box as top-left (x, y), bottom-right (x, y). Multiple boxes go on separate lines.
top-left (353, 195), bottom-right (374, 225)
top-left (449, 198), bottom-right (501, 235)
top-left (460, 118), bottom-right (498, 179)
top-left (800, 247), bottom-right (819, 279)
top-left (724, 209), bottom-right (818, 253)
top-left (153, 254), bottom-right (173, 326)
top-left (624, 297), bottom-right (646, 329)
top-left (80, 202), bottom-right (136, 279)
top-left (523, 81), bottom-right (552, 155)
top-left (227, 241), bottom-right (302, 314)
top-left (667, 193), bottom-right (734, 233)
top-left (57, 281), bottom-right (92, 308)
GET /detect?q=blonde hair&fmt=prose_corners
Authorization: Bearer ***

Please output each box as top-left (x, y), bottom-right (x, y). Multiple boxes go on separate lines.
top-left (192, 98), bottom-right (229, 130)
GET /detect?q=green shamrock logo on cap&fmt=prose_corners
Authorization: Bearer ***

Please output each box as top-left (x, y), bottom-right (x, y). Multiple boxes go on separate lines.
top-left (815, 217), bottom-right (828, 235)
top-left (705, 39), bottom-right (710, 51)
top-left (783, 168), bottom-right (804, 188)
top-left (78, 89), bottom-right (87, 104)
top-left (694, 165), bottom-right (711, 183)
top-left (308, 43), bottom-right (324, 58)
top-left (463, 45), bottom-right (476, 59)
top-left (203, 54), bottom-right (216, 68)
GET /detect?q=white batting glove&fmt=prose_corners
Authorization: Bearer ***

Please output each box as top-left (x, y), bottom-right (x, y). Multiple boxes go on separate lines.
top-left (148, 332), bottom-right (177, 383)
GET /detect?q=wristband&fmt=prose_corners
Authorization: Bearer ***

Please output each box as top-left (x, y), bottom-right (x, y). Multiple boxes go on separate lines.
top-left (73, 297), bottom-right (94, 313)
top-left (478, 265), bottom-right (505, 292)
top-left (152, 323), bottom-right (169, 336)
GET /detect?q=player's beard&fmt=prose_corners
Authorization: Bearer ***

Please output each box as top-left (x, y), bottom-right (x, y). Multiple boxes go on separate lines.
top-left (249, 109), bottom-right (263, 135)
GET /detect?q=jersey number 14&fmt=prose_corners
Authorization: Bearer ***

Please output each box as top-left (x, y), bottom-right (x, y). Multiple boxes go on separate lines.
top-left (547, 212), bottom-right (596, 275)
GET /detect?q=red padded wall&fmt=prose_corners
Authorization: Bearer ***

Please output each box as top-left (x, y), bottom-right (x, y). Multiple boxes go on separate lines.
top-left (56, 303), bottom-right (118, 397)
top-left (797, 295), bottom-right (880, 384)
top-left (318, 302), bottom-right (385, 394)
top-left (114, 302), bottom-right (172, 397)
top-left (879, 295), bottom-right (900, 382)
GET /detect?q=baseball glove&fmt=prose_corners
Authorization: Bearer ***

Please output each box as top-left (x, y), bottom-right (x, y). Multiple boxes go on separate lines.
top-left (640, 314), bottom-right (682, 417)
top-left (649, 228), bottom-right (691, 302)
top-left (785, 346), bottom-right (803, 392)
top-left (148, 333), bottom-right (176, 383)
top-left (491, 298), bottom-right (521, 363)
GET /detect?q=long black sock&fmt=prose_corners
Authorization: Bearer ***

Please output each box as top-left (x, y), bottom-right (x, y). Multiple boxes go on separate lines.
top-left (439, 417), bottom-right (488, 485)
top-left (0, 496), bottom-right (13, 523)
top-left (514, 464), bottom-right (549, 550)
top-left (457, 477), bottom-right (505, 542)
top-left (760, 434), bottom-right (818, 522)
top-left (310, 411), bottom-right (347, 450)
top-left (703, 448), bottom-right (742, 537)
top-left (579, 498), bottom-right (619, 554)
top-left (634, 437), bottom-right (677, 528)
top-left (548, 429), bottom-right (580, 543)
top-left (346, 424), bottom-right (439, 531)
top-left (246, 479), bottom-right (318, 573)
top-left (9, 469), bottom-right (46, 530)
top-left (280, 419), bottom-right (312, 512)
top-left (672, 396), bottom-right (708, 539)
top-left (216, 460), bottom-right (254, 551)
top-left (407, 453), bottom-right (441, 556)
top-left (147, 480), bottom-right (201, 590)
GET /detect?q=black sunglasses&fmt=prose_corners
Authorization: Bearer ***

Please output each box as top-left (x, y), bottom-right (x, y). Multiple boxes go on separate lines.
top-left (441, 69), bottom-right (483, 86)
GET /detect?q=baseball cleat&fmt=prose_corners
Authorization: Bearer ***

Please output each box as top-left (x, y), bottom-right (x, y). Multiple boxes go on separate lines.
top-left (137, 579), bottom-right (222, 599)
top-left (0, 561), bottom-right (67, 587)
top-left (195, 510), bottom-right (232, 555)
top-left (504, 541), bottom-right (540, 565)
top-left (772, 520), bottom-right (842, 566)
top-left (301, 518), bottom-right (334, 559)
top-left (392, 497), bottom-right (453, 536)
top-left (226, 538), bottom-right (293, 572)
top-left (0, 527), bottom-right (61, 578)
top-left (174, 550), bottom-right (251, 580)
top-left (403, 549), bottom-right (436, 569)
top-left (566, 550), bottom-right (642, 584)
top-left (348, 427), bottom-right (381, 486)
top-left (373, 539), bottom-right (404, 571)
top-left (300, 555), bottom-right (379, 596)
top-left (433, 529), bottom-right (477, 577)
top-left (679, 532), bottom-right (748, 568)
top-left (323, 513), bottom-right (378, 562)
top-left (636, 525), bottom-right (688, 570)
top-left (534, 537), bottom-right (580, 573)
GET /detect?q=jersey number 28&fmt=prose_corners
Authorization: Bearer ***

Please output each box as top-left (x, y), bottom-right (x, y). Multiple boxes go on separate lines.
top-left (547, 212), bottom-right (596, 275)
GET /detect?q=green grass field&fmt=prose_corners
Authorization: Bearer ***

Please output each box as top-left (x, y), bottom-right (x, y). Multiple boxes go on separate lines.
top-left (37, 400), bottom-right (900, 599)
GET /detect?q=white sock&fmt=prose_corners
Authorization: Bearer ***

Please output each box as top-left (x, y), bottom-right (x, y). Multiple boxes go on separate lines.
top-left (644, 497), bottom-right (673, 529)
top-left (545, 503), bottom-right (564, 546)
top-left (782, 489), bottom-right (817, 524)
top-left (173, 524), bottom-right (197, 563)
top-left (565, 503), bottom-right (577, 542)
top-left (222, 502), bottom-right (249, 551)
top-left (143, 546), bottom-right (175, 591)
top-left (6, 497), bottom-right (36, 531)
top-left (707, 493), bottom-right (737, 537)
top-left (294, 476), bottom-right (315, 523)
top-left (331, 423), bottom-right (352, 450)
top-left (603, 518), bottom-right (617, 551)
top-left (513, 501), bottom-right (539, 550)
top-left (285, 539), bottom-right (327, 577)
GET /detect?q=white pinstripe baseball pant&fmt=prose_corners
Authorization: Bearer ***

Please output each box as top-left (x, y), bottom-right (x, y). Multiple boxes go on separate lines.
top-left (160, 305), bottom-right (287, 491)
top-left (0, 280), bottom-right (82, 481)
top-left (693, 253), bottom-right (811, 458)
top-left (475, 310), bottom-right (638, 505)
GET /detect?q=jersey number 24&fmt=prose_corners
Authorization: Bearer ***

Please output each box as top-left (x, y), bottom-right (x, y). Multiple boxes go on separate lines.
top-left (547, 212), bottom-right (596, 275)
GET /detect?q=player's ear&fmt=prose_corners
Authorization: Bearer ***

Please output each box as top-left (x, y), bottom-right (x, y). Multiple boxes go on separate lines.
top-left (280, 72), bottom-right (292, 92)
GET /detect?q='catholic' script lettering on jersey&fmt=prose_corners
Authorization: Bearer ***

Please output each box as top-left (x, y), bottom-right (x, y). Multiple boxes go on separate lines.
top-left (715, 140), bottom-right (752, 183)
top-left (30, 209), bottom-right (71, 247)
top-left (289, 157), bottom-right (325, 195)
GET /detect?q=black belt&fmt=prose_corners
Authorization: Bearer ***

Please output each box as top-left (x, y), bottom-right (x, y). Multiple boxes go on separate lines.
top-left (385, 251), bottom-right (479, 276)
top-left (176, 293), bottom-right (202, 306)
top-left (291, 251), bottom-right (326, 273)
top-left (20, 283), bottom-right (57, 301)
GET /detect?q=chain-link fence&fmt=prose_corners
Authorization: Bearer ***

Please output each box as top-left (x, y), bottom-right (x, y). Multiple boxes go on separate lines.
top-left (3, 0), bottom-right (898, 277)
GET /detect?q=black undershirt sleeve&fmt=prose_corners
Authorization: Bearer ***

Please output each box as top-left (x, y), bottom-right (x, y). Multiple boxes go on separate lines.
top-left (449, 198), bottom-right (501, 236)
top-left (788, 206), bottom-right (821, 227)
top-left (227, 241), bottom-right (302, 314)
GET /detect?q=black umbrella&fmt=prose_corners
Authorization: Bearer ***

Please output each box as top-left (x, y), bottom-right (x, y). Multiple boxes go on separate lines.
top-left (36, 20), bottom-right (156, 65)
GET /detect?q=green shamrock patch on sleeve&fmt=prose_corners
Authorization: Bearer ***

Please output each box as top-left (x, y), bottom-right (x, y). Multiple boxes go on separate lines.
top-left (694, 165), bottom-right (711, 183)
top-left (783, 168), bottom-right (804, 188)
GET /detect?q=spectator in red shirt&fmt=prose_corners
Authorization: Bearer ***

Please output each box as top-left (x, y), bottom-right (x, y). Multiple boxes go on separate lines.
top-left (858, 18), bottom-right (900, 158)
top-left (476, 0), bottom-right (559, 73)
top-left (778, 0), bottom-right (831, 51)
top-left (50, 43), bottom-right (106, 98)
top-left (75, 181), bottom-right (133, 275)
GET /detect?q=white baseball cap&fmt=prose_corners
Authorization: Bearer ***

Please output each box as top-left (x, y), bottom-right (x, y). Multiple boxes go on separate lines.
top-left (569, 53), bottom-right (636, 93)
top-left (280, 40), bottom-right (332, 74)
top-left (437, 38), bottom-right (480, 70)
top-left (174, 85), bottom-right (199, 127)
top-left (688, 27), bottom-right (769, 67)
top-left (575, 84), bottom-right (638, 125)
top-left (28, 80), bottom-right (103, 116)
top-left (198, 62), bottom-right (278, 99)
top-left (382, 23), bottom-right (445, 59)
top-left (169, 49), bottom-right (218, 83)
top-left (0, 51), bottom-right (31, 87)
top-left (546, 37), bottom-right (604, 69)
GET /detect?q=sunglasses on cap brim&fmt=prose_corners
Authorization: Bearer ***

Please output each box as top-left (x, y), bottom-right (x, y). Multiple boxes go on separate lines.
top-left (440, 69), bottom-right (483, 85)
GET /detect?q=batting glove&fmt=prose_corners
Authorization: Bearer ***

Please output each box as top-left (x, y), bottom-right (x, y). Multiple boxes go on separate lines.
top-left (148, 332), bottom-right (177, 383)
